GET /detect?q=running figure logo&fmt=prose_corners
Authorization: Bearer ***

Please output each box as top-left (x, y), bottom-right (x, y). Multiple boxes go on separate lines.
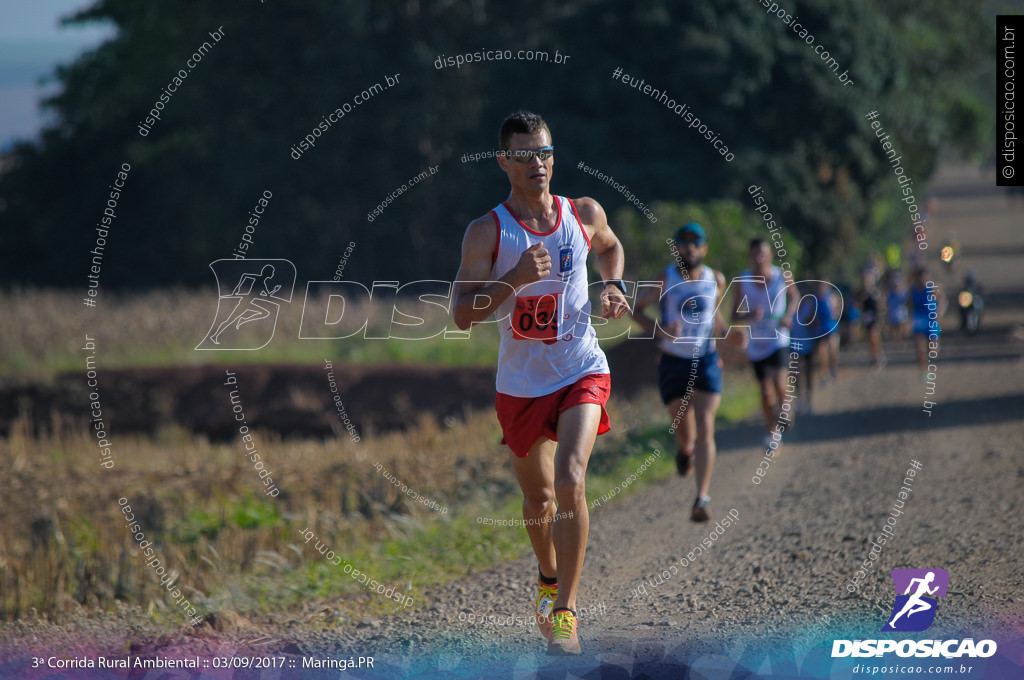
top-left (881, 568), bottom-right (949, 632)
top-left (196, 259), bottom-right (296, 350)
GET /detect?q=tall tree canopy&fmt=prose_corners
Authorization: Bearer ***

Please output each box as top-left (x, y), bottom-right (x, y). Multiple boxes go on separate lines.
top-left (0, 0), bottom-right (992, 288)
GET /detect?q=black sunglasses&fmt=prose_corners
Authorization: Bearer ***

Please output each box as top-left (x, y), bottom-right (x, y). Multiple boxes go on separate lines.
top-left (505, 146), bottom-right (554, 163)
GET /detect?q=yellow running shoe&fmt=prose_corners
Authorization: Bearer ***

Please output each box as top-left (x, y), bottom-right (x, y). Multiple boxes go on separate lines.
top-left (547, 609), bottom-right (581, 655)
top-left (535, 580), bottom-right (558, 640)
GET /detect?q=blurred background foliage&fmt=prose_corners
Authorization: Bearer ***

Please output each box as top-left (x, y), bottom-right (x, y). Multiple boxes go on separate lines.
top-left (0, 0), bottom-right (999, 289)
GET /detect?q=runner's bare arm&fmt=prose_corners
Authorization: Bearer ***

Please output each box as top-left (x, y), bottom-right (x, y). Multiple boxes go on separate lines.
top-left (630, 274), bottom-right (678, 343)
top-left (452, 216), bottom-right (550, 330)
top-left (780, 270), bottom-right (800, 329)
top-left (714, 270), bottom-right (747, 347)
top-left (731, 279), bottom-right (748, 321)
top-left (574, 197), bottom-right (630, 319)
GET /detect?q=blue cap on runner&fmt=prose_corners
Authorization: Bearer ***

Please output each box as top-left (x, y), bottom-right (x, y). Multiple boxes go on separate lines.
top-left (675, 222), bottom-right (706, 244)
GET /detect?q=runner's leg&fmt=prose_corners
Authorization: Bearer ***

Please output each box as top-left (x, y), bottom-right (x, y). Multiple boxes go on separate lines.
top-left (817, 333), bottom-right (831, 380)
top-left (801, 348), bottom-right (815, 413)
top-left (550, 402), bottom-right (602, 612)
top-left (829, 333), bottom-right (840, 379)
top-left (758, 374), bottom-right (776, 431)
top-left (667, 396), bottom-right (696, 475)
top-left (510, 438), bottom-right (558, 580)
top-left (766, 365), bottom-right (787, 428)
top-left (692, 390), bottom-right (720, 499)
top-left (772, 363), bottom-right (793, 430)
top-left (667, 397), bottom-right (696, 454)
top-left (869, 325), bottom-right (883, 366)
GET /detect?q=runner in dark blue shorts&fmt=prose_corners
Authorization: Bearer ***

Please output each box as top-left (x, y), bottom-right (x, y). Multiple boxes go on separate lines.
top-left (732, 239), bottom-right (801, 450)
top-left (659, 351), bottom-right (723, 401)
top-left (632, 223), bottom-right (746, 522)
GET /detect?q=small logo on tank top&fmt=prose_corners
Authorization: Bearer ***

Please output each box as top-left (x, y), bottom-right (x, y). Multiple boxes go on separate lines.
top-left (559, 245), bottom-right (573, 280)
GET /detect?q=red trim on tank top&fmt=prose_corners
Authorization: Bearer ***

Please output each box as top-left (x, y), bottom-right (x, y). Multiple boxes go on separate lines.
top-left (567, 198), bottom-right (591, 250)
top-left (489, 210), bottom-right (501, 266)
top-left (500, 197), bottom-right (562, 237)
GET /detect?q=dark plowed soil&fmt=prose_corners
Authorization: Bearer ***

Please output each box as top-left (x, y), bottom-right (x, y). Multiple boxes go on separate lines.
top-left (0, 329), bottom-right (747, 442)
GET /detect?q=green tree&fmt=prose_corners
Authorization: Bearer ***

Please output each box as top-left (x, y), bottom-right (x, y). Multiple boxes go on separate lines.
top-left (0, 0), bottom-right (992, 289)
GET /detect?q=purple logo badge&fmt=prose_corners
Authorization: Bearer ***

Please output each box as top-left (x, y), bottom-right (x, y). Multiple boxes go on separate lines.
top-left (882, 568), bottom-right (949, 632)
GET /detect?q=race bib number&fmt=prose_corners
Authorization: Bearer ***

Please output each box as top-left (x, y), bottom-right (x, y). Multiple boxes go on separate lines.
top-left (675, 321), bottom-right (705, 340)
top-left (676, 302), bottom-right (706, 340)
top-left (512, 293), bottom-right (561, 342)
top-left (751, 319), bottom-right (778, 340)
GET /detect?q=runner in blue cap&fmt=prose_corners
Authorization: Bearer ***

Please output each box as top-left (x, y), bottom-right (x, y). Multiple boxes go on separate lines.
top-left (632, 222), bottom-right (746, 522)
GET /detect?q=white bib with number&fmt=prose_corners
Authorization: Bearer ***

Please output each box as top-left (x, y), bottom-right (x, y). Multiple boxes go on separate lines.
top-left (658, 264), bottom-right (718, 358)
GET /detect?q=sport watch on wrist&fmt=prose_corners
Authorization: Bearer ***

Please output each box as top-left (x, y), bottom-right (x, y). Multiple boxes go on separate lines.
top-left (604, 279), bottom-right (627, 295)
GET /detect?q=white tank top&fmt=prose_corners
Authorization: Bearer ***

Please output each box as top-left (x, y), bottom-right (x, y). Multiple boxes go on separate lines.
top-left (658, 264), bottom-right (718, 358)
top-left (490, 196), bottom-right (609, 397)
top-left (737, 266), bottom-right (790, 361)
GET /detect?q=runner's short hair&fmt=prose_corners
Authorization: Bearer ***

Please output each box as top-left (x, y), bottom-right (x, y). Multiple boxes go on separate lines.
top-left (749, 237), bottom-right (768, 250)
top-left (499, 111), bottom-right (551, 150)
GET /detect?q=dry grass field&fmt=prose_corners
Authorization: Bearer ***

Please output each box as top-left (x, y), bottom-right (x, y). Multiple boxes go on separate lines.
top-left (0, 392), bottom-right (688, 626)
top-left (0, 287), bottom-right (516, 385)
top-left (1, 288), bottom-right (723, 630)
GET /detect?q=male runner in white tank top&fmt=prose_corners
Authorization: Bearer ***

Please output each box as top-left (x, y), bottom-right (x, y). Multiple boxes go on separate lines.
top-left (732, 238), bottom-right (800, 450)
top-left (631, 223), bottom-right (746, 523)
top-left (453, 111), bottom-right (630, 656)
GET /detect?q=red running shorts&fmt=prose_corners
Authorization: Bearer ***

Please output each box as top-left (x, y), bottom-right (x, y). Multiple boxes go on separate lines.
top-left (495, 373), bottom-right (611, 457)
